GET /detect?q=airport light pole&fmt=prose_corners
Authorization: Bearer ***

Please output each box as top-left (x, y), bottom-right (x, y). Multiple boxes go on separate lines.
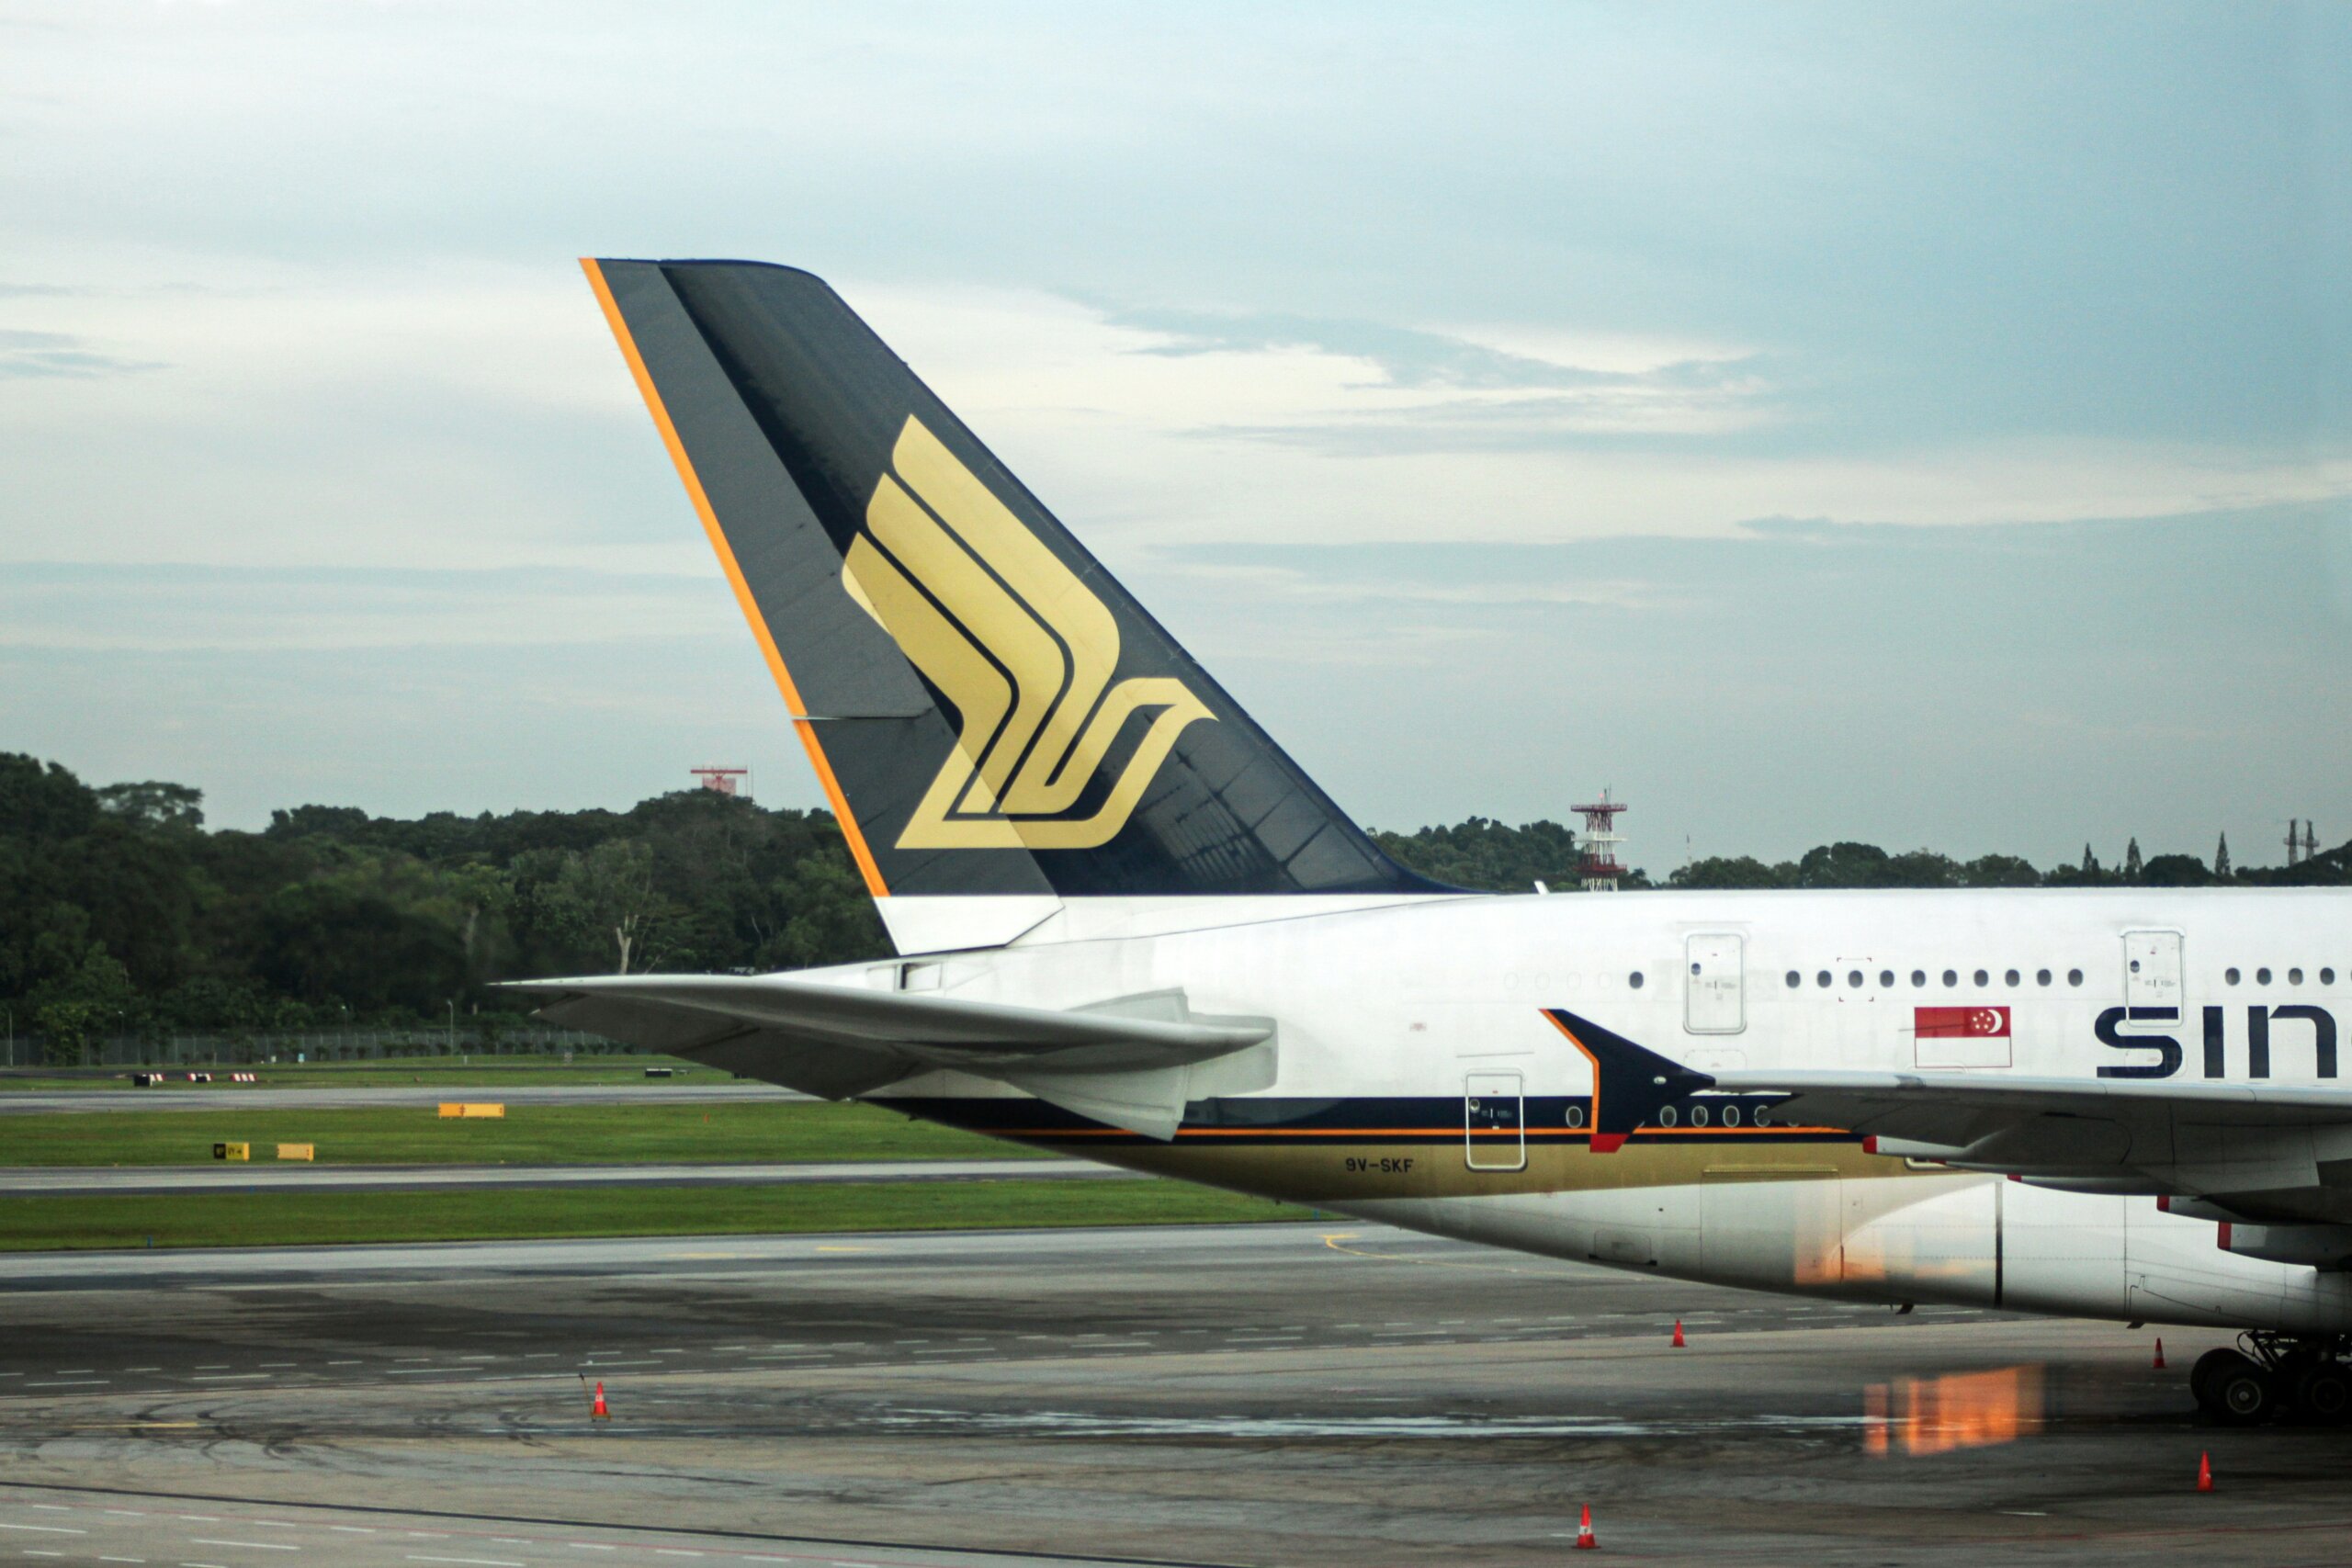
top-left (447, 998), bottom-right (456, 1057)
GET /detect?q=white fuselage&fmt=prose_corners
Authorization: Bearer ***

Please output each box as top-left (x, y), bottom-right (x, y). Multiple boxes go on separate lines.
top-left (854, 886), bottom-right (2352, 1332)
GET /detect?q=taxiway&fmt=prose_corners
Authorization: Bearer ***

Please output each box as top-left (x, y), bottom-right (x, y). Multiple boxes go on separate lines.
top-left (4, 1223), bottom-right (2346, 1566)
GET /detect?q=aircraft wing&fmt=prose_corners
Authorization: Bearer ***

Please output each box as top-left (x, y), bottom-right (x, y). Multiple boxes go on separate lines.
top-left (1706, 1066), bottom-right (2352, 1226)
top-left (502, 974), bottom-right (1271, 1140)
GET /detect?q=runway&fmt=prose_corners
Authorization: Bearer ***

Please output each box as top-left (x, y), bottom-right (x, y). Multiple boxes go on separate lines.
top-left (0, 1157), bottom-right (1093, 1197)
top-left (0, 1083), bottom-right (801, 1114)
top-left (4, 1222), bottom-right (2348, 1566)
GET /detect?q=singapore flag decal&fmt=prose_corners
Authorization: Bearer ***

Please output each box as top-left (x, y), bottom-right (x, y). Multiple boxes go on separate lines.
top-left (1914, 1005), bottom-right (2011, 1039)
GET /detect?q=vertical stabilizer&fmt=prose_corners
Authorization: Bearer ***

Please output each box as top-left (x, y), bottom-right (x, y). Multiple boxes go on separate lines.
top-left (584, 258), bottom-right (1442, 919)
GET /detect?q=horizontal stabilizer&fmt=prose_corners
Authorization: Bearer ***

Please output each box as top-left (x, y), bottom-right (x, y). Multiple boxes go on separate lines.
top-left (503, 974), bottom-right (1271, 1139)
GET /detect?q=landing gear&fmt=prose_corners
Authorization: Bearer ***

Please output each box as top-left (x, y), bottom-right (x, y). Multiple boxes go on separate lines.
top-left (2206, 1354), bottom-right (2277, 1426)
top-left (2189, 1332), bottom-right (2352, 1426)
top-left (2293, 1361), bottom-right (2351, 1423)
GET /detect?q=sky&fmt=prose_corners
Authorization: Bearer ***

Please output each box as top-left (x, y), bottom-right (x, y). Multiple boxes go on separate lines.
top-left (2, 1), bottom-right (2347, 872)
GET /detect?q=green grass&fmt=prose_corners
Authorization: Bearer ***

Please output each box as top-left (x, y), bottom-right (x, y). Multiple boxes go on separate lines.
top-left (2, 1057), bottom-right (710, 1090)
top-left (0, 1100), bottom-right (1024, 1167)
top-left (0, 1179), bottom-right (1307, 1250)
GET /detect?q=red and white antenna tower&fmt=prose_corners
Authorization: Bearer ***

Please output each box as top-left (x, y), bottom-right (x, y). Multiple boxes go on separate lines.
top-left (691, 765), bottom-right (751, 797)
top-left (1573, 788), bottom-right (1627, 892)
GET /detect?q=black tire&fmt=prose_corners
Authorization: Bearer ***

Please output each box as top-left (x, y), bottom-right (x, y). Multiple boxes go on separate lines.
top-left (2190, 1348), bottom-right (2245, 1410)
top-left (2213, 1363), bottom-right (2278, 1426)
top-left (2294, 1363), bottom-right (2352, 1426)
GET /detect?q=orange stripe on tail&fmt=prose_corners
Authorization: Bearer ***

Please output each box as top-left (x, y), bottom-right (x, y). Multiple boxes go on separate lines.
top-left (579, 258), bottom-right (889, 898)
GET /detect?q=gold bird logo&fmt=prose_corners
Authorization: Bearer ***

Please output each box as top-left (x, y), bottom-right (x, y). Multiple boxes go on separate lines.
top-left (841, 416), bottom-right (1213, 851)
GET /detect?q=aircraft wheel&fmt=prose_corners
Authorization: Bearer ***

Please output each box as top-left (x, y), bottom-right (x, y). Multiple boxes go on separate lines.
top-left (2173, 1344), bottom-right (2248, 1419)
top-left (2190, 1348), bottom-right (2251, 1414)
top-left (2211, 1362), bottom-right (2278, 1427)
top-left (2293, 1363), bottom-right (2352, 1426)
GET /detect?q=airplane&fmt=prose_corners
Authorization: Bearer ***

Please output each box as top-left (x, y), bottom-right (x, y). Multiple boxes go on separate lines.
top-left (513, 257), bottom-right (2352, 1427)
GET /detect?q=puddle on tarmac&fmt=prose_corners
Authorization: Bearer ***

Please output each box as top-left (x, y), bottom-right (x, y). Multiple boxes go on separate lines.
top-left (871, 1407), bottom-right (1875, 1438)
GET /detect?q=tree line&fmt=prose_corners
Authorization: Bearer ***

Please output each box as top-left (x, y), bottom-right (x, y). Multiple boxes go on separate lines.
top-left (0, 753), bottom-right (882, 1055)
top-left (1370, 819), bottom-right (2346, 892)
top-left (4, 751), bottom-right (2342, 1055)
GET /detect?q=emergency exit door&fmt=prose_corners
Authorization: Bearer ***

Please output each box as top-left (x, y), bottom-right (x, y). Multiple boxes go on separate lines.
top-left (1685, 933), bottom-right (1746, 1033)
top-left (1464, 1071), bottom-right (1525, 1171)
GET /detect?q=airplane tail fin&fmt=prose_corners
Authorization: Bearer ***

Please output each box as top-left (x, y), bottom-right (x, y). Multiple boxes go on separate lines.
top-left (583, 258), bottom-right (1441, 915)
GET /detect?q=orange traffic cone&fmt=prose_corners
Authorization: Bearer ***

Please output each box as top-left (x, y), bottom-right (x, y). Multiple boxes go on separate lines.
top-left (1573, 1504), bottom-right (1598, 1550)
top-left (591, 1381), bottom-right (610, 1420)
top-left (2196, 1451), bottom-right (2212, 1493)
top-left (2153, 1337), bottom-right (2166, 1370)
top-left (1671, 1319), bottom-right (1686, 1348)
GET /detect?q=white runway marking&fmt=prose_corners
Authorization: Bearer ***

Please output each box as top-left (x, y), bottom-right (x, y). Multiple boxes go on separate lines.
top-left (188, 1540), bottom-right (299, 1551)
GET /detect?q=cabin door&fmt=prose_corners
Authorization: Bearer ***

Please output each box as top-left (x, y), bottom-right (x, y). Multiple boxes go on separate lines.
top-left (1685, 933), bottom-right (1746, 1034)
top-left (2122, 931), bottom-right (2184, 1013)
top-left (1464, 1071), bottom-right (1526, 1171)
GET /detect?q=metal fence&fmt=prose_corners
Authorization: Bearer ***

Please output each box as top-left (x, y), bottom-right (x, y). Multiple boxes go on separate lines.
top-left (0, 1026), bottom-right (631, 1071)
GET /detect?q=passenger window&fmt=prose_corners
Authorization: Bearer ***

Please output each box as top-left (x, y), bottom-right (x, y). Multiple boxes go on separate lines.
top-left (1817, 971), bottom-right (1832, 987)
top-left (1658, 1106), bottom-right (1678, 1127)
top-left (1973, 969), bottom-right (1989, 987)
top-left (1566, 1105), bottom-right (1585, 1129)
top-left (1879, 970), bottom-right (1894, 988)
top-left (1723, 1104), bottom-right (1741, 1127)
top-left (2067, 968), bottom-right (2084, 986)
top-left (1942, 969), bottom-right (1958, 987)
top-left (1910, 970), bottom-right (1926, 987)
top-left (2227, 967), bottom-right (2242, 986)
top-left (2325, 968), bottom-right (2339, 986)
top-left (2257, 967), bottom-right (2273, 986)
top-left (1629, 971), bottom-right (1644, 989)
top-left (2004, 969), bottom-right (2020, 987)
top-left (2289, 967), bottom-right (2304, 986)
top-left (1690, 1105), bottom-right (1709, 1127)
top-left (1848, 970), bottom-right (1863, 988)
top-left (2036, 969), bottom-right (2052, 986)
top-left (1785, 970), bottom-right (1800, 988)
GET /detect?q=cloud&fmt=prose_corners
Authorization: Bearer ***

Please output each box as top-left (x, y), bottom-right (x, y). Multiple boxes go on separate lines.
top-left (1105, 306), bottom-right (1777, 447)
top-left (0, 0), bottom-right (2342, 861)
top-left (0, 254), bottom-right (689, 574)
top-left (1136, 502), bottom-right (2352, 864)
top-left (0, 562), bottom-right (732, 654)
top-left (843, 283), bottom-right (2352, 555)
top-left (0, 326), bottom-right (164, 378)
